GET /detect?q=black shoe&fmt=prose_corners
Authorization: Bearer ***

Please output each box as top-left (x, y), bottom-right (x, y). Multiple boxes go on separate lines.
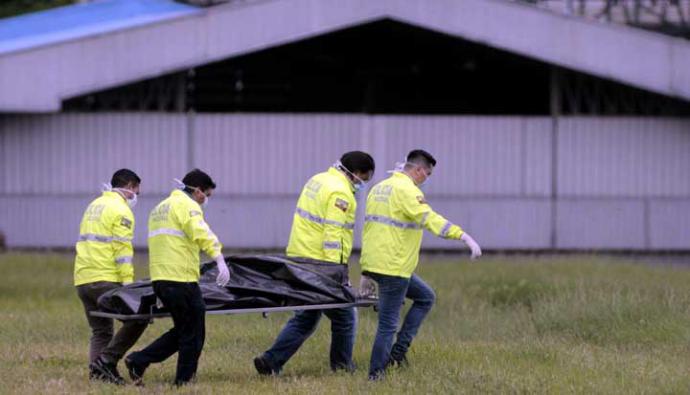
top-left (173, 373), bottom-right (196, 387)
top-left (388, 344), bottom-right (409, 368)
top-left (253, 356), bottom-right (278, 376)
top-left (331, 361), bottom-right (356, 373)
top-left (90, 357), bottom-right (125, 385)
top-left (368, 370), bottom-right (385, 381)
top-left (174, 379), bottom-right (192, 387)
top-left (124, 355), bottom-right (147, 386)
top-left (88, 365), bottom-right (103, 381)
top-left (388, 354), bottom-right (409, 368)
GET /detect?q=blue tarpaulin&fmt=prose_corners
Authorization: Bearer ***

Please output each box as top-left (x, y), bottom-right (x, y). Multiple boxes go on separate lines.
top-left (0, 0), bottom-right (200, 54)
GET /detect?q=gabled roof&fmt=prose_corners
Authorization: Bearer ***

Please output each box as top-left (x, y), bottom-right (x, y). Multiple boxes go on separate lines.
top-left (1, 0), bottom-right (688, 112)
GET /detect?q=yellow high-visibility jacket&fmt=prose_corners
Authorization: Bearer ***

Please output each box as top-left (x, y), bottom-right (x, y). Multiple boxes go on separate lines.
top-left (74, 191), bottom-right (135, 286)
top-left (360, 172), bottom-right (464, 278)
top-left (286, 167), bottom-right (356, 264)
top-left (148, 190), bottom-right (223, 283)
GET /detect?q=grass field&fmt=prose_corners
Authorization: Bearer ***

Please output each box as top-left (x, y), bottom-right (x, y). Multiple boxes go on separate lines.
top-left (2, 252), bottom-right (690, 394)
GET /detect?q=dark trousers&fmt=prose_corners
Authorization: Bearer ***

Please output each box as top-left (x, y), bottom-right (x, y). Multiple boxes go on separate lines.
top-left (128, 281), bottom-right (206, 384)
top-left (262, 307), bottom-right (356, 372)
top-left (76, 281), bottom-right (148, 365)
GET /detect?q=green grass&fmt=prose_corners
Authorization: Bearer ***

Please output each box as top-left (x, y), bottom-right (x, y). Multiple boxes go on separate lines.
top-left (2, 253), bottom-right (690, 394)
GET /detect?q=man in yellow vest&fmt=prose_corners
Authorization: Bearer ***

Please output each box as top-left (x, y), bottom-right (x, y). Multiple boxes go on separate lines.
top-left (75, 169), bottom-right (148, 385)
top-left (359, 149), bottom-right (482, 380)
top-left (125, 169), bottom-right (229, 386)
top-left (253, 151), bottom-right (375, 375)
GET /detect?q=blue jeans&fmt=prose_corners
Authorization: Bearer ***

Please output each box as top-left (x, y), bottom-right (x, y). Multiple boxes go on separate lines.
top-left (367, 272), bottom-right (436, 378)
top-left (262, 307), bottom-right (356, 372)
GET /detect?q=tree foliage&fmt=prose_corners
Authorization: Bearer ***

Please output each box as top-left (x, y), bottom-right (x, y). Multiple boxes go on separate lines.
top-left (0, 0), bottom-right (76, 19)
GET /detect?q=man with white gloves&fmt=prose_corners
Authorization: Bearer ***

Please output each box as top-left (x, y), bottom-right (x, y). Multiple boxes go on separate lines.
top-left (125, 169), bottom-right (229, 386)
top-left (359, 149), bottom-right (481, 380)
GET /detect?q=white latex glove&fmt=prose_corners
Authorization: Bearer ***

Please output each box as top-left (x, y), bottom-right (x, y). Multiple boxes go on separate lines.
top-left (461, 233), bottom-right (482, 260)
top-left (214, 255), bottom-right (230, 287)
top-left (358, 274), bottom-right (378, 299)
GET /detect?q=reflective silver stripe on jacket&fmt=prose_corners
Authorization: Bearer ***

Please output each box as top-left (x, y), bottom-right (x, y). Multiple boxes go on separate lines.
top-left (115, 256), bottom-right (133, 264)
top-left (78, 233), bottom-right (132, 243)
top-left (198, 220), bottom-right (220, 242)
top-left (364, 214), bottom-right (421, 230)
top-left (148, 228), bottom-right (186, 238)
top-left (420, 212), bottom-right (430, 227)
top-left (440, 221), bottom-right (453, 238)
top-left (295, 207), bottom-right (355, 230)
top-left (323, 241), bottom-right (342, 250)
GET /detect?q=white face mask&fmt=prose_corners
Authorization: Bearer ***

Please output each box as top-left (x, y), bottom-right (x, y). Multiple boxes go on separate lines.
top-left (392, 162), bottom-right (432, 188)
top-left (113, 188), bottom-right (138, 208)
top-left (415, 166), bottom-right (432, 188)
top-left (121, 190), bottom-right (138, 208)
top-left (102, 183), bottom-right (138, 208)
top-left (334, 161), bottom-right (369, 194)
top-left (173, 178), bottom-right (209, 208)
top-left (352, 174), bottom-right (368, 195)
top-left (418, 177), bottom-right (430, 189)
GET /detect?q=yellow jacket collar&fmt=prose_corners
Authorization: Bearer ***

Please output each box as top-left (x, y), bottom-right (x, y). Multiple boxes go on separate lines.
top-left (328, 167), bottom-right (355, 193)
top-left (102, 190), bottom-right (127, 204)
top-left (393, 170), bottom-right (417, 186)
top-left (171, 189), bottom-right (200, 206)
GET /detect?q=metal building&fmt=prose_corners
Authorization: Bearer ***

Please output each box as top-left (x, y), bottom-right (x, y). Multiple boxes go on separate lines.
top-left (1, 0), bottom-right (689, 251)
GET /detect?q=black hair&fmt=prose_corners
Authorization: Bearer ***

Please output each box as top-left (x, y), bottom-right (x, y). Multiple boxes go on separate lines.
top-left (340, 151), bottom-right (375, 174)
top-left (182, 168), bottom-right (217, 193)
top-left (407, 149), bottom-right (437, 168)
top-left (111, 169), bottom-right (141, 188)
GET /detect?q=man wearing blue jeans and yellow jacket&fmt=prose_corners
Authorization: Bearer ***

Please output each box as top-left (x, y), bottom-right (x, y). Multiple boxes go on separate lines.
top-left (359, 149), bottom-right (482, 380)
top-left (254, 151), bottom-right (375, 375)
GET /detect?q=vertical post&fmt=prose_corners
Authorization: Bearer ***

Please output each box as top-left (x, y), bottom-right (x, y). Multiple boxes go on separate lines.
top-left (643, 198), bottom-right (651, 249)
top-left (633, 0), bottom-right (641, 25)
top-left (175, 72), bottom-right (186, 112)
top-left (186, 68), bottom-right (196, 169)
top-left (363, 74), bottom-right (377, 114)
top-left (565, 0), bottom-right (574, 15)
top-left (549, 67), bottom-right (561, 250)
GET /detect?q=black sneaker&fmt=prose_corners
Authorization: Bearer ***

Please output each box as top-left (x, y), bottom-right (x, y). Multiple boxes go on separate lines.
top-left (331, 361), bottom-right (356, 373)
top-left (388, 353), bottom-right (409, 368)
top-left (253, 356), bottom-right (278, 376)
top-left (173, 379), bottom-right (192, 387)
top-left (88, 364), bottom-right (103, 381)
top-left (90, 357), bottom-right (125, 385)
top-left (173, 373), bottom-right (196, 387)
top-left (388, 344), bottom-right (409, 368)
top-left (124, 355), bottom-right (147, 386)
top-left (368, 370), bottom-right (385, 381)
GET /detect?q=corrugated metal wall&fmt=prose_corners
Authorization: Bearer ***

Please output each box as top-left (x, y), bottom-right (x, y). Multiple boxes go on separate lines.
top-left (556, 118), bottom-right (690, 249)
top-left (1, 113), bottom-right (688, 250)
top-left (558, 118), bottom-right (690, 197)
top-left (1, 114), bottom-right (188, 194)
